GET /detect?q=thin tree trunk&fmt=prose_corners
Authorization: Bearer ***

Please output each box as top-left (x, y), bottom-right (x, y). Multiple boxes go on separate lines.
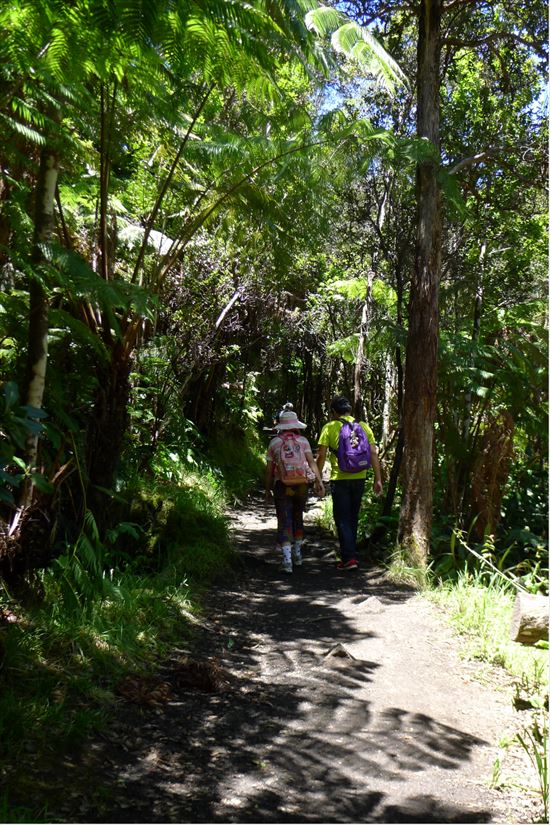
top-left (371, 254), bottom-right (406, 539)
top-left (85, 344), bottom-right (132, 518)
top-left (381, 352), bottom-right (394, 450)
top-left (18, 145), bottom-right (59, 512)
top-left (397, 0), bottom-right (442, 566)
top-left (353, 270), bottom-right (374, 419)
top-left (455, 243), bottom-right (485, 517)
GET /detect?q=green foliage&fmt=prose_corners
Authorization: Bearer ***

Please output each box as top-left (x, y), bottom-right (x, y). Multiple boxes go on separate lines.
top-left (385, 550), bottom-right (428, 589)
top-left (206, 431), bottom-right (265, 502)
top-left (304, 5), bottom-right (407, 92)
top-left (120, 477), bottom-right (234, 578)
top-left (516, 717), bottom-right (548, 822)
top-left (429, 558), bottom-right (548, 822)
top-left (0, 467), bottom-right (235, 777)
top-left (429, 524), bottom-right (548, 596)
top-left (427, 569), bottom-right (548, 677)
top-left (0, 382), bottom-right (49, 504)
top-left (47, 511), bottom-right (126, 616)
top-left (0, 794), bottom-right (49, 824)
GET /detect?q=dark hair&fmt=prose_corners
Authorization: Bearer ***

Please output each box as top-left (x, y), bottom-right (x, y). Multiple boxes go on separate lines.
top-left (275, 401), bottom-right (294, 422)
top-left (330, 396), bottom-right (352, 414)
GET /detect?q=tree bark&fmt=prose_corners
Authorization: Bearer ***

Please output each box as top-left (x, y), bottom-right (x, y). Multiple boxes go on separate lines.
top-left (510, 592), bottom-right (549, 645)
top-left (85, 345), bottom-right (132, 519)
top-left (19, 145), bottom-right (59, 511)
top-left (353, 270), bottom-right (374, 419)
top-left (397, 0), bottom-right (442, 566)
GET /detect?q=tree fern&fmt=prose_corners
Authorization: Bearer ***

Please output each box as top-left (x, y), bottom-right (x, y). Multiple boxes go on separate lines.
top-left (305, 5), bottom-right (407, 92)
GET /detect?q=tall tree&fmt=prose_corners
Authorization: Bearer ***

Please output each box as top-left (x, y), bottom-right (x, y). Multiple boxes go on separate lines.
top-left (397, 0), bottom-right (442, 564)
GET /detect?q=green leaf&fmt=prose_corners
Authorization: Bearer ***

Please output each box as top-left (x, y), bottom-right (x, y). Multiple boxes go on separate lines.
top-left (305, 6), bottom-right (406, 92)
top-left (327, 278), bottom-right (367, 300)
top-left (21, 405), bottom-right (48, 419)
top-left (30, 473), bottom-right (54, 494)
top-left (2, 382), bottom-right (20, 409)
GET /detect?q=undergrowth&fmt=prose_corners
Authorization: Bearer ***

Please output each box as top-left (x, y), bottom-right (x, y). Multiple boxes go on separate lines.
top-left (426, 568), bottom-right (546, 676)
top-left (426, 567), bottom-right (548, 820)
top-left (0, 466), bottom-right (237, 821)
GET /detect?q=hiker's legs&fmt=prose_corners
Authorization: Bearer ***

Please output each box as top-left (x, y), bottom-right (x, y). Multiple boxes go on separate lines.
top-left (291, 486), bottom-right (308, 543)
top-left (291, 486), bottom-right (308, 564)
top-left (273, 482), bottom-right (294, 547)
top-left (274, 482), bottom-right (295, 572)
top-left (349, 479), bottom-right (365, 548)
top-left (332, 479), bottom-right (365, 562)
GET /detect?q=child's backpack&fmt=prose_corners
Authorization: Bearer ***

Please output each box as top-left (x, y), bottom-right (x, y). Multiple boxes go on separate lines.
top-left (276, 432), bottom-right (309, 485)
top-left (336, 418), bottom-right (371, 473)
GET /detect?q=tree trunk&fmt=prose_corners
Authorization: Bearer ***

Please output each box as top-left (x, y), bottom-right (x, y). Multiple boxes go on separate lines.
top-left (19, 145), bottom-right (59, 511)
top-left (85, 345), bottom-right (132, 518)
top-left (397, 0), bottom-right (442, 566)
top-left (453, 243), bottom-right (485, 518)
top-left (510, 592), bottom-right (549, 645)
top-left (380, 352), bottom-right (394, 451)
top-left (353, 270), bottom-right (374, 419)
top-left (469, 410), bottom-right (514, 540)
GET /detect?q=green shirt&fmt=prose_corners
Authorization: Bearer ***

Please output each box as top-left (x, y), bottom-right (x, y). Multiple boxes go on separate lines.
top-left (318, 416), bottom-right (375, 481)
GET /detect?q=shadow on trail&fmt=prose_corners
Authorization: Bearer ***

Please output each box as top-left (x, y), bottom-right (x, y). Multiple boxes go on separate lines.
top-left (36, 495), bottom-right (493, 824)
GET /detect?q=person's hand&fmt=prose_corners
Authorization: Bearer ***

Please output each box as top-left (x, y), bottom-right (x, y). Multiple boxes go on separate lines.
top-left (265, 488), bottom-right (273, 503)
top-left (314, 479), bottom-right (325, 498)
top-left (374, 479), bottom-right (383, 497)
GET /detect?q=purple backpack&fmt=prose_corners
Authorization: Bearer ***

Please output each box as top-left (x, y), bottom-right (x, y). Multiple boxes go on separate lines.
top-left (336, 418), bottom-right (371, 473)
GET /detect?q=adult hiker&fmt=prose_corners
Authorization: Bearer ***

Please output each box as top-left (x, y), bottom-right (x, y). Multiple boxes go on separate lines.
top-left (316, 396), bottom-right (382, 570)
top-left (265, 409), bottom-right (325, 573)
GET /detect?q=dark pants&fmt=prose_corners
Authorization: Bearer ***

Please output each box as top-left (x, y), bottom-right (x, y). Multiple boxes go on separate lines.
top-left (273, 481), bottom-right (308, 546)
top-left (331, 478), bottom-right (366, 562)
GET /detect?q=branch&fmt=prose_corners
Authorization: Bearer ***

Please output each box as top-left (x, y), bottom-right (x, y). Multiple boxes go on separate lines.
top-left (154, 138), bottom-right (328, 287)
top-left (456, 534), bottom-right (529, 594)
top-left (130, 83), bottom-right (215, 286)
top-left (448, 144), bottom-right (543, 177)
top-left (215, 288), bottom-right (242, 331)
top-left (443, 31), bottom-right (547, 60)
top-left (448, 150), bottom-right (496, 175)
top-left (443, 0), bottom-right (487, 12)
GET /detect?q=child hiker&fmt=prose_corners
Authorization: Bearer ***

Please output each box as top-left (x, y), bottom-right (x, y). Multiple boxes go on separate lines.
top-left (265, 409), bottom-right (324, 573)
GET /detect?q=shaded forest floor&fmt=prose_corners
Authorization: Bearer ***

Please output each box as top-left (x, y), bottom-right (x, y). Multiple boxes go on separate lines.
top-left (5, 495), bottom-right (542, 823)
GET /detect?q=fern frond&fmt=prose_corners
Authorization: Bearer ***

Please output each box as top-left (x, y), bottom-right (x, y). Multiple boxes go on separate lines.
top-left (305, 5), bottom-right (406, 94)
top-left (305, 6), bottom-right (347, 38)
top-left (332, 21), bottom-right (407, 92)
top-left (49, 308), bottom-right (110, 362)
top-left (0, 112), bottom-right (46, 145)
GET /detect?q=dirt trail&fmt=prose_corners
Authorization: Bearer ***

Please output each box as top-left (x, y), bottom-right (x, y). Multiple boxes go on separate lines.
top-left (24, 495), bottom-right (538, 823)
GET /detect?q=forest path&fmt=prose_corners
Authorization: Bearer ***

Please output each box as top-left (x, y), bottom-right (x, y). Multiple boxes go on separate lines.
top-left (40, 494), bottom-right (535, 824)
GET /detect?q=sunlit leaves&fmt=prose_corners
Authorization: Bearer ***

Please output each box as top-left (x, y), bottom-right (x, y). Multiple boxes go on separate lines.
top-left (305, 5), bottom-right (407, 92)
top-left (326, 332), bottom-right (359, 362)
top-left (326, 277), bottom-right (367, 300)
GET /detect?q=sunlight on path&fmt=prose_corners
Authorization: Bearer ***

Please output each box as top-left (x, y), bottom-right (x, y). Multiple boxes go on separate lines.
top-left (212, 497), bottom-right (535, 824)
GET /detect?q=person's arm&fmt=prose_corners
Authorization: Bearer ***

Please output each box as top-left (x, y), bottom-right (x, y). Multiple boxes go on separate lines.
top-left (370, 444), bottom-right (383, 497)
top-left (306, 451), bottom-right (325, 497)
top-left (265, 459), bottom-right (275, 501)
top-left (316, 444), bottom-right (328, 476)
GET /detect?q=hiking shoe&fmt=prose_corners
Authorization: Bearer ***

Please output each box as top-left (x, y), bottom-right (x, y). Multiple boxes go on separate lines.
top-left (292, 547), bottom-right (303, 566)
top-left (281, 559), bottom-right (293, 574)
top-left (337, 558), bottom-right (358, 570)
